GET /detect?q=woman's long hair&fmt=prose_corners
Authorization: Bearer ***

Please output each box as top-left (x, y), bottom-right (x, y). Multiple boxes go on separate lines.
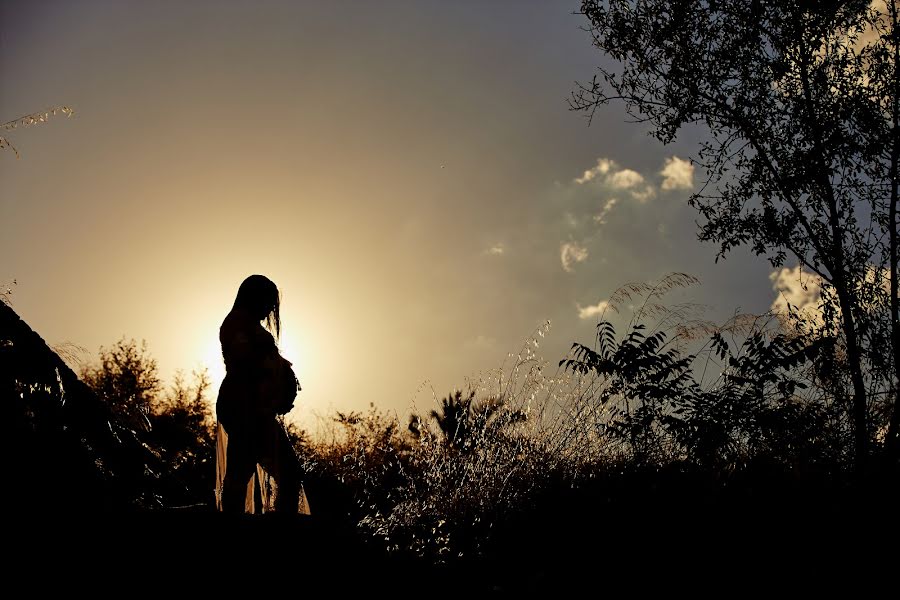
top-left (233, 274), bottom-right (281, 341)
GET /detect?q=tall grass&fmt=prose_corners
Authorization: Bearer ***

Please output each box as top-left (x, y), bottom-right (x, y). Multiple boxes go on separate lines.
top-left (293, 272), bottom-right (863, 560)
top-left (1, 106), bottom-right (73, 158)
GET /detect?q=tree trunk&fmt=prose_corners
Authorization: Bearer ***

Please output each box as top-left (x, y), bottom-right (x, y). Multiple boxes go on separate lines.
top-left (796, 40), bottom-right (870, 470)
top-left (836, 284), bottom-right (869, 470)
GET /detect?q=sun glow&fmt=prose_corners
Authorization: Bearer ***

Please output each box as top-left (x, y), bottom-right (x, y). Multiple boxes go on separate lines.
top-left (278, 329), bottom-right (308, 381)
top-left (200, 325), bottom-right (312, 417)
top-left (202, 336), bottom-right (226, 403)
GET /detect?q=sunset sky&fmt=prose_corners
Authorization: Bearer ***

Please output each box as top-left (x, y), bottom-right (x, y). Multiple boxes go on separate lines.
top-left (1, 1), bottom-right (791, 429)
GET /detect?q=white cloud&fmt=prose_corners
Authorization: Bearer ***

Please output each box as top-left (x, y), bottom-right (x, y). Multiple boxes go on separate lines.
top-left (855, 265), bottom-right (891, 311)
top-left (629, 185), bottom-right (656, 203)
top-left (486, 243), bottom-right (505, 256)
top-left (573, 157), bottom-right (656, 204)
top-left (593, 197), bottom-right (618, 225)
top-left (609, 168), bottom-right (645, 189)
top-left (771, 264), bottom-right (893, 332)
top-left (561, 241), bottom-right (589, 272)
top-left (575, 158), bottom-right (615, 184)
top-left (578, 300), bottom-right (610, 320)
top-left (660, 156), bottom-right (695, 191)
top-left (769, 266), bottom-right (825, 326)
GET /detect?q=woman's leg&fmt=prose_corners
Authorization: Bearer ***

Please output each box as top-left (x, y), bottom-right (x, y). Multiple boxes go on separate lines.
top-left (258, 421), bottom-right (301, 513)
top-left (220, 427), bottom-right (258, 514)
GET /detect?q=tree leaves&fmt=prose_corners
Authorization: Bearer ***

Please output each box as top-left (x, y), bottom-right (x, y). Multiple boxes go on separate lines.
top-left (560, 312), bottom-right (827, 469)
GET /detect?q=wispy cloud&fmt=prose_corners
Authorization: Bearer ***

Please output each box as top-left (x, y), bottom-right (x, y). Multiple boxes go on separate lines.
top-left (577, 299), bottom-right (609, 320)
top-left (486, 243), bottom-right (505, 256)
top-left (573, 157), bottom-right (658, 205)
top-left (560, 241), bottom-right (589, 272)
top-left (660, 156), bottom-right (694, 191)
top-left (593, 197), bottom-right (618, 225)
top-left (576, 158), bottom-right (649, 194)
top-left (561, 157), bottom-right (662, 271)
top-left (629, 185), bottom-right (656, 203)
top-left (558, 155), bottom-right (691, 272)
top-left (574, 158), bottom-right (614, 184)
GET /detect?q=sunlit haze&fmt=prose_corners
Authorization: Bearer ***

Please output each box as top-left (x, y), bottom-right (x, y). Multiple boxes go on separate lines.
top-left (1, 0), bottom-right (780, 429)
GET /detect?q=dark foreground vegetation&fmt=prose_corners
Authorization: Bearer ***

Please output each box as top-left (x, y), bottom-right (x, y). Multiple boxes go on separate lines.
top-left (2, 283), bottom-right (897, 593)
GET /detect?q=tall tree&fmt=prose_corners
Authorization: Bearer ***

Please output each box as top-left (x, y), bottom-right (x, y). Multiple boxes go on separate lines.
top-left (572, 0), bottom-right (900, 468)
